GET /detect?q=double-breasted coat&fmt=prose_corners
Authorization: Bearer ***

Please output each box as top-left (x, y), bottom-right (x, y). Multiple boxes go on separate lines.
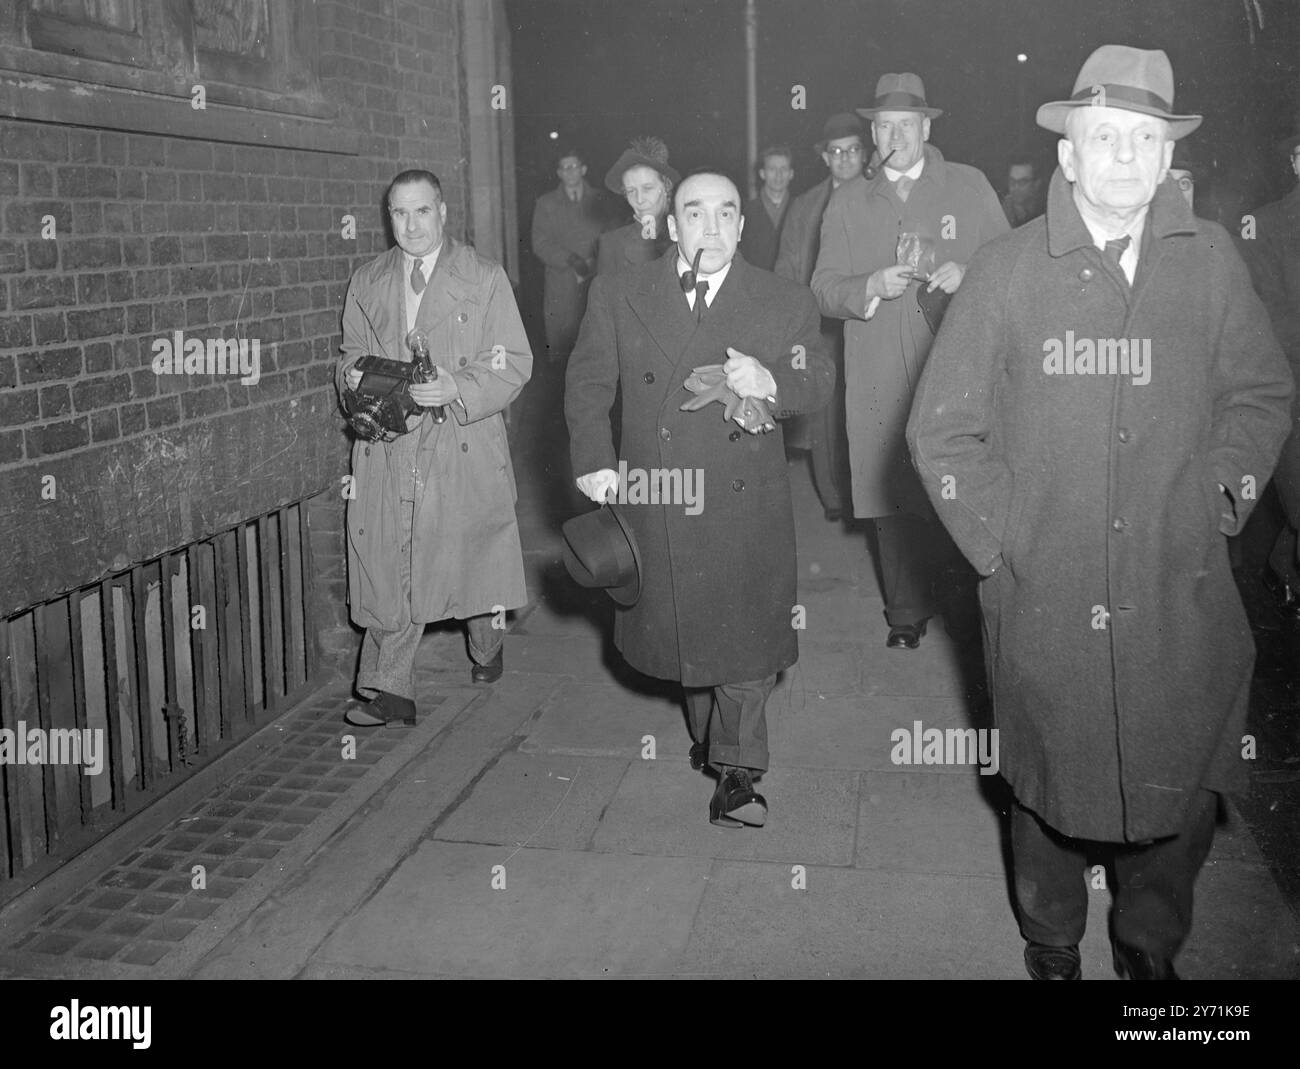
top-left (530, 182), bottom-right (605, 356)
top-left (813, 144), bottom-right (1008, 518)
top-left (335, 240), bottom-right (533, 631)
top-left (566, 251), bottom-right (834, 685)
top-left (906, 169), bottom-right (1294, 842)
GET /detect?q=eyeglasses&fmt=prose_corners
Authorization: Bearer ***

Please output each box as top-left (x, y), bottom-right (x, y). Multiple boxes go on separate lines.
top-left (825, 145), bottom-right (864, 159)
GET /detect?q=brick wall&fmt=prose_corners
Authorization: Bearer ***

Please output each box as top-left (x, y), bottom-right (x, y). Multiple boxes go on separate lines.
top-left (0, 0), bottom-right (473, 663)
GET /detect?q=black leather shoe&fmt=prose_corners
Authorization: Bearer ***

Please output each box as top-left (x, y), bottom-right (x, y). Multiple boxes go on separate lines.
top-left (709, 767), bottom-right (767, 828)
top-left (344, 690), bottom-right (417, 727)
top-left (689, 742), bottom-right (707, 770)
top-left (1024, 942), bottom-right (1081, 980)
top-left (471, 648), bottom-right (504, 683)
top-left (1113, 942), bottom-right (1178, 980)
top-left (886, 620), bottom-right (928, 649)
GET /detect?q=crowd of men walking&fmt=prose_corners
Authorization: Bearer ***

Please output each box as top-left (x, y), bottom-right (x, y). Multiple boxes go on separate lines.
top-left (335, 44), bottom-right (1299, 980)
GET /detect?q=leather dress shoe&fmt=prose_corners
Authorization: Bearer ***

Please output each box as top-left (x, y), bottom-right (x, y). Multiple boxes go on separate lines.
top-left (471, 648), bottom-right (504, 683)
top-left (709, 767), bottom-right (767, 828)
top-left (689, 742), bottom-right (707, 770)
top-left (1113, 942), bottom-right (1178, 980)
top-left (344, 690), bottom-right (417, 727)
top-left (886, 620), bottom-right (928, 650)
top-left (1024, 942), bottom-right (1081, 980)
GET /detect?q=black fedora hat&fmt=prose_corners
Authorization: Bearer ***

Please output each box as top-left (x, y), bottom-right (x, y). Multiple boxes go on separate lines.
top-left (561, 503), bottom-right (642, 607)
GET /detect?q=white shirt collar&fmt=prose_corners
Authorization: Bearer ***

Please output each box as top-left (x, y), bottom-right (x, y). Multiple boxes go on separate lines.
top-left (404, 243), bottom-right (442, 277)
top-left (883, 156), bottom-right (924, 183)
top-left (1075, 198), bottom-right (1146, 284)
top-left (676, 253), bottom-right (733, 302)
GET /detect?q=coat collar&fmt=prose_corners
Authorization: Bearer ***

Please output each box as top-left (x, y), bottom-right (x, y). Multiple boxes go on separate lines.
top-left (355, 239), bottom-right (478, 359)
top-left (626, 249), bottom-right (757, 370)
top-left (1045, 166), bottom-right (1197, 260)
top-left (863, 142), bottom-right (948, 199)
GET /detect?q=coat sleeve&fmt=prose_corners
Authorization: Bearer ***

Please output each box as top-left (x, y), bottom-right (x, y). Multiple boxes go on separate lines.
top-left (531, 195), bottom-right (574, 270)
top-left (811, 191), bottom-right (871, 320)
top-left (450, 264), bottom-right (533, 424)
top-left (1204, 233), bottom-right (1295, 534)
top-left (906, 244), bottom-right (1016, 576)
top-left (335, 273), bottom-right (373, 402)
top-left (767, 286), bottom-right (834, 419)
top-left (565, 273), bottom-right (620, 477)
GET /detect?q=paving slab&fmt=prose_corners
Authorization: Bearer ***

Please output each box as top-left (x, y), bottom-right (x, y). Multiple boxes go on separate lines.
top-left (311, 842), bottom-right (711, 978)
top-left (433, 752), bottom-right (630, 851)
top-left (518, 680), bottom-right (686, 758)
top-left (591, 761), bottom-right (858, 866)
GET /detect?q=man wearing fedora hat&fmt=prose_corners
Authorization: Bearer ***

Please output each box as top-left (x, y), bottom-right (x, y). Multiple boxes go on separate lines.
top-left (567, 169), bottom-right (833, 828)
top-left (775, 112), bottom-right (867, 522)
top-left (1240, 125), bottom-right (1300, 622)
top-left (596, 136), bottom-right (680, 277)
top-left (812, 73), bottom-right (1007, 651)
top-left (908, 45), bottom-right (1293, 980)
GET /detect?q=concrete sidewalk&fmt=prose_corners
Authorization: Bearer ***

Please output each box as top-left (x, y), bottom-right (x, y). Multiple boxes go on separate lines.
top-left (2, 452), bottom-right (1296, 979)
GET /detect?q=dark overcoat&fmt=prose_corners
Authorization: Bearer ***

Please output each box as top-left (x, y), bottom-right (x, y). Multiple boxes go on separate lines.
top-left (335, 240), bottom-right (533, 630)
top-left (530, 182), bottom-right (605, 355)
top-left (595, 221), bottom-right (668, 277)
top-left (566, 251), bottom-right (834, 685)
top-left (1239, 184), bottom-right (1300, 526)
top-left (813, 144), bottom-right (1008, 518)
top-left (907, 169), bottom-right (1294, 842)
top-left (741, 193), bottom-right (790, 272)
top-left (774, 177), bottom-right (833, 287)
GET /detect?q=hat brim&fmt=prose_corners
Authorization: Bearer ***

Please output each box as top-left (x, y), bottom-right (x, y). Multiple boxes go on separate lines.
top-left (1036, 99), bottom-right (1202, 139)
top-left (604, 151), bottom-right (681, 196)
top-left (560, 503), bottom-right (642, 607)
top-left (855, 105), bottom-right (942, 120)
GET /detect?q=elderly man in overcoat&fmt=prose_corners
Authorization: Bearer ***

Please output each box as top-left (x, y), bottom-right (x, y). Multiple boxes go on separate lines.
top-left (336, 169), bottom-right (533, 726)
top-left (530, 148), bottom-right (606, 362)
top-left (813, 73), bottom-right (1008, 650)
top-left (567, 170), bottom-right (833, 827)
top-left (908, 47), bottom-right (1294, 980)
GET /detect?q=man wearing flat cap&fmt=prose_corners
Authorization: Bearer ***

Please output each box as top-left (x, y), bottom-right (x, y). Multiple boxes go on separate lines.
top-left (813, 73), bottom-right (1008, 651)
top-left (775, 112), bottom-right (867, 521)
top-left (908, 45), bottom-right (1294, 980)
top-left (596, 136), bottom-right (680, 276)
top-left (567, 169), bottom-right (833, 828)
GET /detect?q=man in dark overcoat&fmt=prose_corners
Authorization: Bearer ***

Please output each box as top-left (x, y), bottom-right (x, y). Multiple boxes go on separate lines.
top-left (567, 171), bottom-right (833, 827)
top-left (776, 113), bottom-right (866, 520)
top-left (907, 47), bottom-right (1294, 980)
top-left (336, 170), bottom-right (533, 726)
top-left (741, 144), bottom-right (794, 271)
top-left (1240, 129), bottom-right (1300, 618)
top-left (812, 73), bottom-right (1008, 650)
top-left (530, 148), bottom-right (606, 362)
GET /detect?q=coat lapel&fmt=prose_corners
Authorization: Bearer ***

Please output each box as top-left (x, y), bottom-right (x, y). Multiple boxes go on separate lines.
top-left (354, 247), bottom-right (406, 360)
top-left (413, 239), bottom-right (474, 338)
top-left (626, 252), bottom-right (697, 371)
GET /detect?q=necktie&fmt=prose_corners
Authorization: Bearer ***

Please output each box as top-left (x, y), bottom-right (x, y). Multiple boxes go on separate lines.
top-left (694, 279), bottom-right (709, 323)
top-left (1103, 235), bottom-right (1130, 280)
top-left (410, 257), bottom-right (427, 294)
top-left (895, 175), bottom-right (914, 202)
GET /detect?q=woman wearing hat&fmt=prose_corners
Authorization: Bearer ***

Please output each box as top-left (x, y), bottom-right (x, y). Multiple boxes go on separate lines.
top-left (595, 136), bottom-right (680, 276)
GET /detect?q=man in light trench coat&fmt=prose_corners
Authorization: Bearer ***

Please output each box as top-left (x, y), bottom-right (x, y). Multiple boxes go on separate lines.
top-left (336, 169), bottom-right (533, 726)
top-left (907, 47), bottom-right (1294, 980)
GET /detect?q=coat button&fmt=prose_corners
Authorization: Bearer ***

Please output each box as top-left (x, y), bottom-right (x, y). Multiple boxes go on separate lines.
top-left (1118, 427), bottom-right (1131, 442)
top-left (462, 442), bottom-right (469, 452)
top-left (364, 446), bottom-right (371, 456)
top-left (644, 372), bottom-right (655, 384)
top-left (731, 478), bottom-right (744, 491)
top-left (457, 312), bottom-right (468, 323)
top-left (357, 527), bottom-right (364, 535)
top-left (660, 427), bottom-right (670, 440)
top-left (1079, 268), bottom-right (1094, 282)
top-left (729, 430), bottom-right (741, 441)
top-left (459, 356), bottom-right (467, 366)
top-left (1112, 517), bottom-right (1127, 531)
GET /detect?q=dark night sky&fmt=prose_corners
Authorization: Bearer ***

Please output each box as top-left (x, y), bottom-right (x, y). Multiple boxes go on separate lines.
top-left (503, 0), bottom-right (1299, 317)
